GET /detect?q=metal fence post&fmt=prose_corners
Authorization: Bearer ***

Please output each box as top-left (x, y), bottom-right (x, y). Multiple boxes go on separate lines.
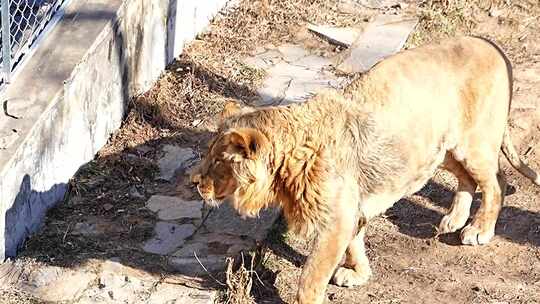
top-left (1, 0), bottom-right (11, 83)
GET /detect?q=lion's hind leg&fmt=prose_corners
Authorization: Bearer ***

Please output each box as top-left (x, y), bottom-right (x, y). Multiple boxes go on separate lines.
top-left (439, 153), bottom-right (478, 234)
top-left (458, 147), bottom-right (506, 246)
top-left (332, 219), bottom-right (372, 288)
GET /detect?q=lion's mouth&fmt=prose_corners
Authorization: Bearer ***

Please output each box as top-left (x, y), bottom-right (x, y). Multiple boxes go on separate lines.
top-left (195, 184), bottom-right (231, 207)
top-left (203, 196), bottom-right (227, 208)
top-left (197, 191), bottom-right (223, 207)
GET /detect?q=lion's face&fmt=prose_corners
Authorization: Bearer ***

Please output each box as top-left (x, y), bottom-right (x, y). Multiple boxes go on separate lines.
top-left (190, 101), bottom-right (276, 216)
top-left (190, 134), bottom-right (240, 206)
top-left (190, 125), bottom-right (272, 217)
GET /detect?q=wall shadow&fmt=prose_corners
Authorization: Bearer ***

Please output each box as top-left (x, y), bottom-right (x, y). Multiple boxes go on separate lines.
top-left (4, 175), bottom-right (67, 258)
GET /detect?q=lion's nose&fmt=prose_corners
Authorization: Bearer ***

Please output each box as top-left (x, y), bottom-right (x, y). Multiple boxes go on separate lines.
top-left (190, 173), bottom-right (202, 184)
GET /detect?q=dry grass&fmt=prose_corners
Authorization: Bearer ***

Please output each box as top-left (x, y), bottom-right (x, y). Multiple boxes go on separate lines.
top-left (406, 0), bottom-right (540, 64)
top-left (222, 254), bottom-right (256, 304)
top-left (0, 289), bottom-right (43, 304)
top-left (99, 0), bottom-right (371, 157)
top-left (406, 0), bottom-right (475, 47)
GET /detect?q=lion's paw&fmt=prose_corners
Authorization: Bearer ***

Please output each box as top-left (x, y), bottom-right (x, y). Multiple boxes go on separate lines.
top-left (460, 224), bottom-right (494, 246)
top-left (332, 267), bottom-right (371, 288)
top-left (439, 212), bottom-right (468, 234)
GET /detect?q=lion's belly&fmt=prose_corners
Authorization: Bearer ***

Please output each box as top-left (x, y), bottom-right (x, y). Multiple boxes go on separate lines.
top-left (358, 140), bottom-right (450, 220)
top-left (402, 142), bottom-right (450, 196)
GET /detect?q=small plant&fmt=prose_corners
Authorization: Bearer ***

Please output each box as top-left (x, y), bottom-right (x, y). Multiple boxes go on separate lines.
top-left (222, 253), bottom-right (257, 304)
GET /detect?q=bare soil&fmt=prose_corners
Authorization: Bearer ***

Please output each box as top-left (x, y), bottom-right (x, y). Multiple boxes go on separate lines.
top-left (217, 1), bottom-right (540, 304)
top-left (5, 0), bottom-right (540, 303)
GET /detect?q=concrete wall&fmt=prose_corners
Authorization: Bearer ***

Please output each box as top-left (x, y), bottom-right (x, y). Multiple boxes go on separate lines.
top-left (0, 0), bottom-right (229, 260)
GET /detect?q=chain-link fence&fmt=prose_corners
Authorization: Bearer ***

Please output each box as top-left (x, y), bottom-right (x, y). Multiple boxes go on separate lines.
top-left (0, 0), bottom-right (67, 85)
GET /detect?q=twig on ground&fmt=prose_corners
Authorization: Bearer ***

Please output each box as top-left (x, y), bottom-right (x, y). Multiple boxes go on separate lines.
top-left (194, 251), bottom-right (226, 286)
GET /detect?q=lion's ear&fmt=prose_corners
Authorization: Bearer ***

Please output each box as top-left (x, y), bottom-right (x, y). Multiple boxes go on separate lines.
top-left (219, 100), bottom-right (255, 123)
top-left (224, 128), bottom-right (268, 160)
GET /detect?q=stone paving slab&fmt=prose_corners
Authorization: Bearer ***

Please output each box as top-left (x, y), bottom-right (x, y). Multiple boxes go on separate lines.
top-left (246, 44), bottom-right (346, 106)
top-left (307, 23), bottom-right (363, 47)
top-left (143, 222), bottom-right (197, 255)
top-left (336, 14), bottom-right (418, 74)
top-left (157, 145), bottom-right (198, 181)
top-left (146, 195), bottom-right (203, 221)
top-left (204, 204), bottom-right (280, 241)
top-left (139, 143), bottom-right (282, 279)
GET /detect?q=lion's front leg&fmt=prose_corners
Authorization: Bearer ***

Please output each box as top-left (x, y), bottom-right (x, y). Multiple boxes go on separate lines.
top-left (296, 213), bottom-right (356, 304)
top-left (296, 179), bottom-right (358, 304)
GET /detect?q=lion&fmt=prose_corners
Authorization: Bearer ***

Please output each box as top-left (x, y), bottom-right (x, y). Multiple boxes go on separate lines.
top-left (190, 36), bottom-right (540, 304)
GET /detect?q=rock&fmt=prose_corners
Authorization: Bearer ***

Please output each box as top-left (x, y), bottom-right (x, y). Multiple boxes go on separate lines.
top-left (32, 271), bottom-right (95, 302)
top-left (337, 0), bottom-right (364, 14)
top-left (99, 260), bottom-right (156, 282)
top-left (248, 45), bottom-right (268, 56)
top-left (172, 233), bottom-right (256, 258)
top-left (173, 242), bottom-right (210, 258)
top-left (73, 222), bottom-right (99, 235)
top-left (143, 222), bottom-right (196, 255)
top-left (147, 283), bottom-right (216, 304)
top-left (76, 261), bottom-right (157, 304)
top-left (283, 76), bottom-right (342, 104)
top-left (145, 195), bottom-right (202, 220)
top-left (255, 55), bottom-right (343, 106)
top-left (168, 255), bottom-right (225, 275)
top-left (204, 204), bottom-right (280, 241)
top-left (129, 186), bottom-right (144, 199)
top-left (72, 217), bottom-right (123, 236)
top-left (256, 74), bottom-right (292, 106)
top-left (294, 54), bottom-right (333, 69)
top-left (307, 23), bottom-right (363, 47)
top-left (267, 61), bottom-right (321, 78)
top-left (358, 0), bottom-right (399, 9)
top-left (243, 49), bottom-right (282, 69)
top-left (336, 14), bottom-right (418, 74)
top-left (168, 232), bottom-right (259, 275)
top-left (0, 262), bottom-right (96, 302)
top-left (246, 43), bottom-right (347, 106)
top-left (277, 43), bottom-right (310, 62)
top-left (157, 145), bottom-right (197, 181)
top-left (135, 144), bottom-right (153, 155)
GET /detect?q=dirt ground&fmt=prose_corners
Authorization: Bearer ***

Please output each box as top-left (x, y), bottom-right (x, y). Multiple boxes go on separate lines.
top-left (201, 1), bottom-right (540, 303)
top-left (6, 0), bottom-right (540, 303)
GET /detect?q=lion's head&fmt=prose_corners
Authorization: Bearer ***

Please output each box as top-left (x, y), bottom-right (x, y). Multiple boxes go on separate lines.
top-left (190, 102), bottom-right (274, 217)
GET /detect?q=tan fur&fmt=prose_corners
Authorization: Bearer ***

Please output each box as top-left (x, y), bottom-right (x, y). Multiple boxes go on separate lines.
top-left (190, 36), bottom-right (539, 304)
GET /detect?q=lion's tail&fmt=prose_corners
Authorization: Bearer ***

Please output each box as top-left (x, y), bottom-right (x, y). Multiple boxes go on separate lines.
top-left (501, 127), bottom-right (540, 186)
